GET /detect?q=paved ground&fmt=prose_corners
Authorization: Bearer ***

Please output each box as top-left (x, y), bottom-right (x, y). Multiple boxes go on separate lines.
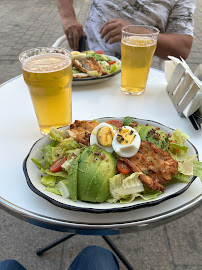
top-left (0, 1), bottom-right (202, 270)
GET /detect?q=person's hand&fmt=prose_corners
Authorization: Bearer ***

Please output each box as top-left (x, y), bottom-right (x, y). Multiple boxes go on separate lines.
top-left (100, 19), bottom-right (130, 44)
top-left (63, 18), bottom-right (86, 51)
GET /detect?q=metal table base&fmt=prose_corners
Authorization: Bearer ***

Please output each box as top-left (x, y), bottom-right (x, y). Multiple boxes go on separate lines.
top-left (36, 234), bottom-right (134, 270)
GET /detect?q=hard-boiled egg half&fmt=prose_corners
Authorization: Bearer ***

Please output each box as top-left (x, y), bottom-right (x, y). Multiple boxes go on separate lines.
top-left (112, 126), bottom-right (141, 158)
top-left (71, 51), bottom-right (86, 61)
top-left (90, 123), bottom-right (116, 153)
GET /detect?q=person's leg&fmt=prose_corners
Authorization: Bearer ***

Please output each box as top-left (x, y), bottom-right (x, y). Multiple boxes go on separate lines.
top-left (0, 260), bottom-right (26, 270)
top-left (69, 245), bottom-right (120, 270)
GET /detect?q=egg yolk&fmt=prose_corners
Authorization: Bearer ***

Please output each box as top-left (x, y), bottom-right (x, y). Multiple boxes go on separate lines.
top-left (97, 126), bottom-right (114, 147)
top-left (116, 128), bottom-right (135, 145)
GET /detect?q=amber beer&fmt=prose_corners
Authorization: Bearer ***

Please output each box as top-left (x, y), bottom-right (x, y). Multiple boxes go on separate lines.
top-left (20, 49), bottom-right (72, 134)
top-left (121, 25), bottom-right (159, 95)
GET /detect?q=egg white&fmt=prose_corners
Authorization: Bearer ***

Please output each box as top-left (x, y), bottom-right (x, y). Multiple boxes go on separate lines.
top-left (90, 122), bottom-right (116, 153)
top-left (112, 126), bottom-right (141, 158)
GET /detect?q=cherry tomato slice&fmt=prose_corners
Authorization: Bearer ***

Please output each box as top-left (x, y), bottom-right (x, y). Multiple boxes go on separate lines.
top-left (96, 50), bottom-right (103, 54)
top-left (109, 60), bottom-right (116, 65)
top-left (117, 160), bottom-right (131, 174)
top-left (106, 120), bottom-right (123, 128)
top-left (49, 156), bottom-right (67, 173)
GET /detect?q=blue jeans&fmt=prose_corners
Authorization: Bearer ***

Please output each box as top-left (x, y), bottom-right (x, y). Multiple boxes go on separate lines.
top-left (0, 246), bottom-right (120, 270)
top-left (0, 260), bottom-right (26, 270)
top-left (69, 246), bottom-right (120, 270)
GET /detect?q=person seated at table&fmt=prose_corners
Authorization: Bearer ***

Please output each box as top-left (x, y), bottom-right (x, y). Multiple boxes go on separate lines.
top-left (0, 246), bottom-right (120, 270)
top-left (56, 0), bottom-right (196, 60)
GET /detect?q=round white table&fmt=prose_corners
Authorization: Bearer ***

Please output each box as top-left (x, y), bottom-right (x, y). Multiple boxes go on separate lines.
top-left (0, 69), bottom-right (201, 236)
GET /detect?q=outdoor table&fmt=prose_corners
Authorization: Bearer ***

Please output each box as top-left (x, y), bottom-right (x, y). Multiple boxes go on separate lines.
top-left (0, 69), bottom-right (201, 270)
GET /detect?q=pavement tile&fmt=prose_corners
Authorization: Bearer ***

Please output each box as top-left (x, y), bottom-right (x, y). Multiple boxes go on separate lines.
top-left (0, 209), bottom-right (64, 270)
top-left (166, 207), bottom-right (202, 268)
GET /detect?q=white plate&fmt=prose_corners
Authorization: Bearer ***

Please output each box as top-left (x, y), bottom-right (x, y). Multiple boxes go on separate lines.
top-left (23, 117), bottom-right (198, 213)
top-left (72, 55), bottom-right (121, 87)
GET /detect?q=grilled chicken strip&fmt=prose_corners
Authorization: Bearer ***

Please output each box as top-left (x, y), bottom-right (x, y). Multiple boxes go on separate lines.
top-left (72, 59), bottom-right (88, 73)
top-left (81, 57), bottom-right (107, 75)
top-left (67, 120), bottom-right (99, 146)
top-left (119, 141), bottom-right (178, 192)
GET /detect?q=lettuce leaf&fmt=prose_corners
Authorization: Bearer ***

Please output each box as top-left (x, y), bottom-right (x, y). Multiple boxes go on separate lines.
top-left (170, 129), bottom-right (190, 145)
top-left (56, 180), bottom-right (70, 198)
top-left (52, 146), bottom-right (65, 162)
top-left (120, 194), bottom-right (137, 204)
top-left (109, 62), bottom-right (120, 74)
top-left (109, 172), bottom-right (144, 201)
top-left (41, 175), bottom-right (56, 187)
top-left (193, 160), bottom-right (202, 181)
top-left (49, 128), bottom-right (64, 142)
top-left (41, 145), bottom-right (53, 169)
top-left (169, 143), bottom-right (188, 157)
top-left (172, 172), bottom-right (190, 183)
top-left (59, 137), bottom-right (79, 151)
top-left (31, 158), bottom-right (43, 170)
top-left (45, 187), bottom-right (61, 195)
top-left (138, 190), bottom-right (162, 201)
top-left (123, 116), bottom-right (134, 126)
top-left (41, 168), bottom-right (68, 178)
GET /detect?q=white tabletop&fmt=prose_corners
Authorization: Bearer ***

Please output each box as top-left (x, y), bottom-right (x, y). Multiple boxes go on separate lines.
top-left (0, 69), bottom-right (201, 234)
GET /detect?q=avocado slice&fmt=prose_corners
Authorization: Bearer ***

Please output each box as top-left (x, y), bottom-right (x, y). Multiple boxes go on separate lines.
top-left (77, 146), bottom-right (101, 199)
top-left (77, 146), bottom-right (117, 203)
top-left (138, 125), bottom-right (169, 150)
top-left (67, 155), bottom-right (80, 202)
top-left (85, 149), bottom-right (117, 202)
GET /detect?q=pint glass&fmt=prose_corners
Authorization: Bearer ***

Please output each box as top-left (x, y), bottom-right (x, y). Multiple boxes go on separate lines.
top-left (19, 47), bottom-right (72, 135)
top-left (121, 25), bottom-right (159, 95)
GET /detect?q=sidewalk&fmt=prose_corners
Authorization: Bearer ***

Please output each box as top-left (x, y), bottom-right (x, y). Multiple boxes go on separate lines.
top-left (0, 1), bottom-right (201, 270)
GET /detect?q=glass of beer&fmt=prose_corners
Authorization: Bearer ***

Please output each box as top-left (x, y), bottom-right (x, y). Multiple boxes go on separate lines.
top-left (19, 47), bottom-right (72, 135)
top-left (121, 25), bottom-right (159, 95)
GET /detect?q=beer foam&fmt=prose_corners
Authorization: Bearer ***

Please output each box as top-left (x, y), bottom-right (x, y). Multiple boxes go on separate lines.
top-left (122, 36), bottom-right (156, 47)
top-left (23, 53), bottom-right (71, 73)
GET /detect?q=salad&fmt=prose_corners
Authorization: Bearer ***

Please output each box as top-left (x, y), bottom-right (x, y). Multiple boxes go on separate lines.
top-left (71, 50), bottom-right (121, 78)
top-left (31, 117), bottom-right (202, 205)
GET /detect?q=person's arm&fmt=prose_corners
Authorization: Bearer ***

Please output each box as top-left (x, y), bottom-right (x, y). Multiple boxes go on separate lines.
top-left (155, 33), bottom-right (193, 60)
top-left (99, 18), bottom-right (193, 60)
top-left (56, 0), bottom-right (85, 50)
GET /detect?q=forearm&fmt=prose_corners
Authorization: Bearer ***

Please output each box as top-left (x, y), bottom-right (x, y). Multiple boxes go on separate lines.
top-left (56, 0), bottom-right (76, 22)
top-left (56, 0), bottom-right (84, 50)
top-left (155, 33), bottom-right (193, 60)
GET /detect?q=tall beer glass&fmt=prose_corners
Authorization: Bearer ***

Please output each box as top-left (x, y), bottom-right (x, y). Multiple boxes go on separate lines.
top-left (121, 25), bottom-right (159, 95)
top-left (19, 47), bottom-right (72, 135)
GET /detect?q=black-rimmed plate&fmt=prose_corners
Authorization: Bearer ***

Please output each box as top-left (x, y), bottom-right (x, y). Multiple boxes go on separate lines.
top-left (23, 117), bottom-right (198, 213)
top-left (72, 56), bottom-right (121, 86)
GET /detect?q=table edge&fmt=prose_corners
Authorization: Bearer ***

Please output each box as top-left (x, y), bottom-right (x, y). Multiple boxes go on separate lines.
top-left (0, 193), bottom-right (201, 234)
